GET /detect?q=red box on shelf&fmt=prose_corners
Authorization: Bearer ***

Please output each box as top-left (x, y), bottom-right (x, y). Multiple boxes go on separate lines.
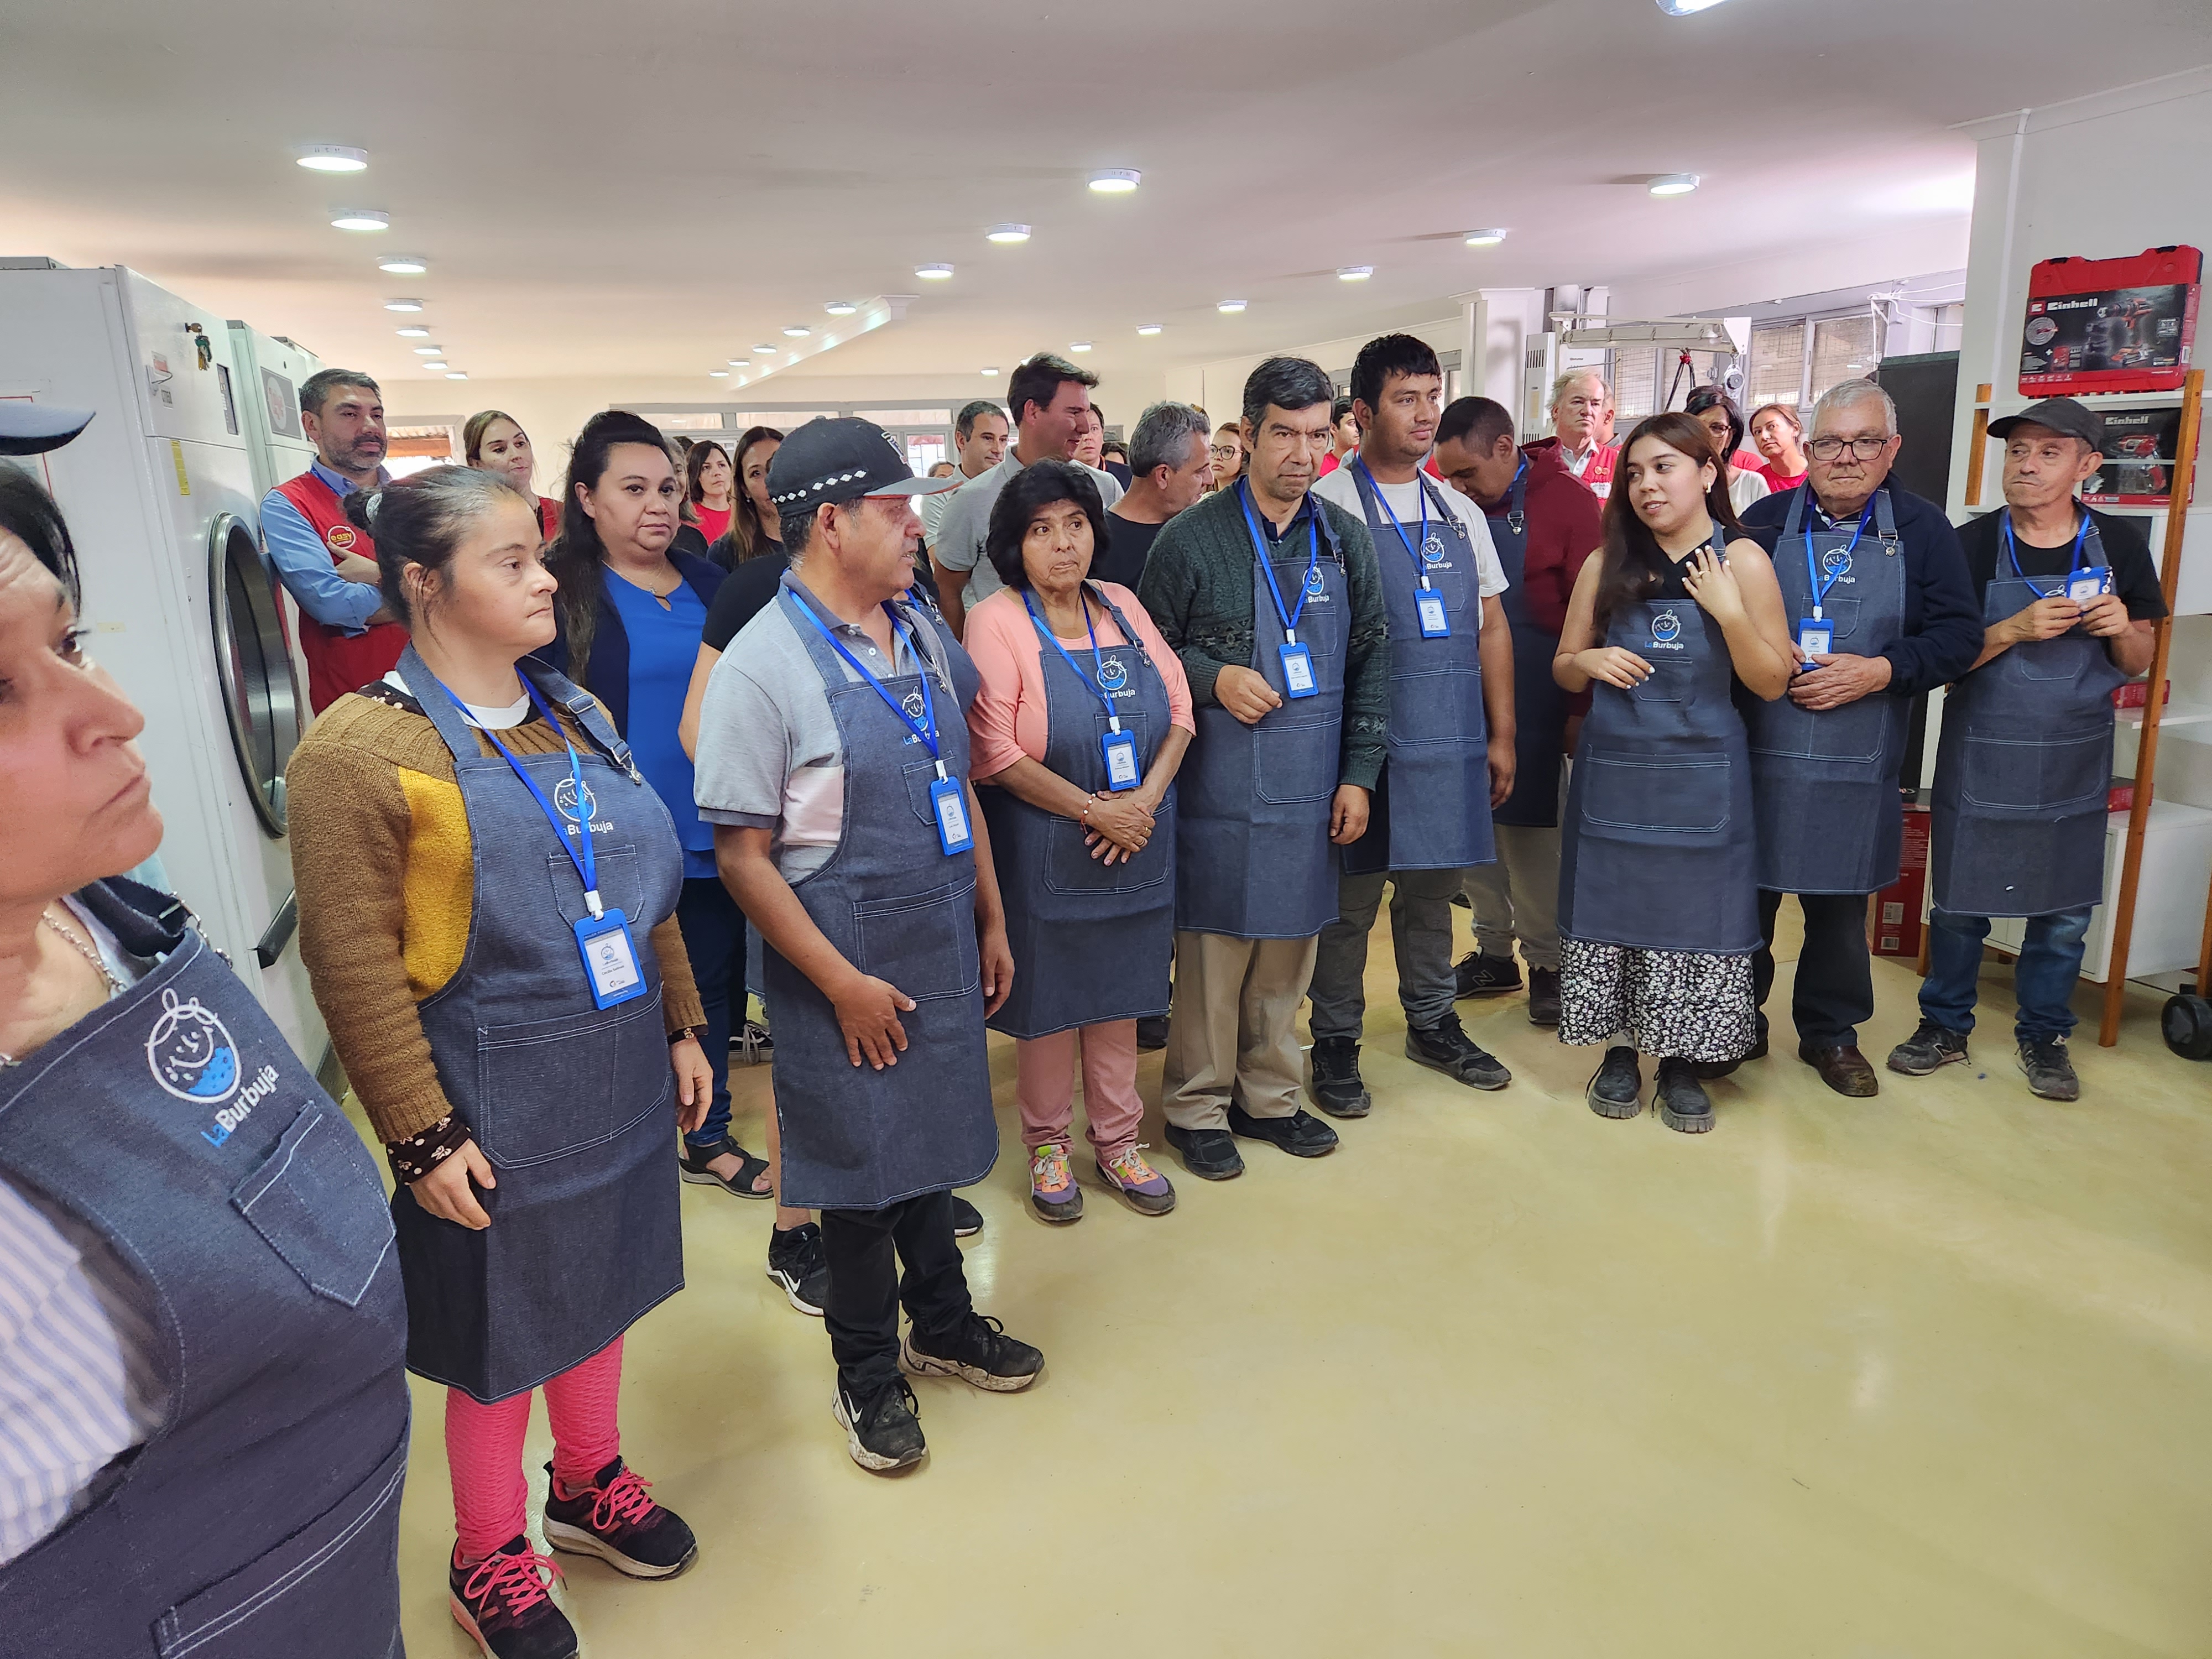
top-left (2019, 245), bottom-right (2200, 395)
top-left (2109, 777), bottom-right (2135, 814)
top-left (1869, 806), bottom-right (1931, 958)
top-left (2112, 680), bottom-right (2168, 710)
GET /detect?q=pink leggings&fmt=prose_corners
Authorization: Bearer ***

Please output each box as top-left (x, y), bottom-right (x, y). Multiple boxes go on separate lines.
top-left (445, 1337), bottom-right (624, 1563)
top-left (1015, 1019), bottom-right (1144, 1160)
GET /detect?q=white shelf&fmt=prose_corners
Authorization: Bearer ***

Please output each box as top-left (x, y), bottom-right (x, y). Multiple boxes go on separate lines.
top-left (2117, 701), bottom-right (2212, 731)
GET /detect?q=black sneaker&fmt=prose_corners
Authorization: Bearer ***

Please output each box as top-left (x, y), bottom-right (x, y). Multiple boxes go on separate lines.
top-left (766, 1222), bottom-right (830, 1316)
top-left (449, 1535), bottom-right (577, 1659)
top-left (833, 1376), bottom-right (926, 1472)
top-left (2017, 1035), bottom-right (2080, 1102)
top-left (1226, 1103), bottom-right (1339, 1157)
top-left (1887, 1019), bottom-right (1970, 1076)
top-left (1585, 1046), bottom-right (1642, 1119)
top-left (951, 1194), bottom-right (984, 1238)
top-left (1653, 1058), bottom-right (1714, 1133)
top-left (1454, 951), bottom-right (1522, 999)
top-left (1135, 1015), bottom-right (1170, 1051)
top-left (1306, 1035), bottom-right (1371, 1118)
top-left (1164, 1122), bottom-right (1244, 1181)
top-left (1406, 1014), bottom-right (1512, 1090)
top-left (542, 1457), bottom-right (697, 1579)
top-left (1526, 967), bottom-right (1561, 1027)
top-left (902, 1312), bottom-right (1044, 1392)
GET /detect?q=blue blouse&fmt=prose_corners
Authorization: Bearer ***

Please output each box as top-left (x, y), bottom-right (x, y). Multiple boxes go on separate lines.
top-left (602, 570), bottom-right (716, 880)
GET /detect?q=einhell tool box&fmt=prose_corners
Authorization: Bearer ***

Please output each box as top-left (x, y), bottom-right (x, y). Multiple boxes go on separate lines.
top-left (2084, 404), bottom-right (2192, 506)
top-left (2019, 245), bottom-right (2200, 394)
top-left (1868, 806), bottom-right (1930, 958)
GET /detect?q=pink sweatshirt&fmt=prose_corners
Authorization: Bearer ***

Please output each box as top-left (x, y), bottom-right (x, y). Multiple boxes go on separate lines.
top-left (963, 581), bottom-right (1195, 780)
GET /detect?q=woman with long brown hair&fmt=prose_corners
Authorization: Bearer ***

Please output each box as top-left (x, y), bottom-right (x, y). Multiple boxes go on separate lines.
top-left (1551, 411), bottom-right (1794, 1134)
top-left (685, 441), bottom-right (735, 547)
top-left (463, 409), bottom-right (562, 542)
top-left (708, 425), bottom-right (785, 567)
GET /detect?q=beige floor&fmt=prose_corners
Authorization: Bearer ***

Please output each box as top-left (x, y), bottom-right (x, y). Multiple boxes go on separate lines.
top-left (385, 906), bottom-right (2212, 1658)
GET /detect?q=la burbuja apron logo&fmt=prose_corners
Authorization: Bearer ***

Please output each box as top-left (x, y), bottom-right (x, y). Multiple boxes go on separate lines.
top-left (1651, 610), bottom-right (1683, 645)
top-left (145, 988), bottom-right (281, 1142)
top-left (1822, 546), bottom-right (1853, 579)
top-left (901, 690), bottom-right (926, 719)
top-left (1421, 534), bottom-right (1446, 565)
top-left (1303, 565), bottom-right (1327, 599)
top-left (554, 775), bottom-right (612, 836)
top-left (1097, 654), bottom-right (1129, 692)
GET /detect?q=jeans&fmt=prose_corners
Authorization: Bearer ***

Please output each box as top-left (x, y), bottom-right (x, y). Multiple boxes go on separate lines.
top-left (1754, 890), bottom-right (1874, 1048)
top-left (1309, 867), bottom-right (1463, 1040)
top-left (1919, 907), bottom-right (2094, 1041)
top-left (676, 876), bottom-right (748, 1150)
top-left (820, 1190), bottom-right (973, 1396)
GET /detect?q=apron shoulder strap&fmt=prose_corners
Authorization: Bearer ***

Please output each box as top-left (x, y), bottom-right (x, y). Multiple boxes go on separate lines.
top-left (1873, 485), bottom-right (1900, 545)
top-left (73, 878), bottom-right (194, 959)
top-left (1779, 483), bottom-right (1810, 541)
top-left (520, 657), bottom-right (634, 771)
top-left (1084, 583), bottom-right (1160, 673)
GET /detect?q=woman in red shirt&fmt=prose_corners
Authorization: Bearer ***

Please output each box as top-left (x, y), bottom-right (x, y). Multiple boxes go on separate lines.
top-left (463, 410), bottom-right (562, 542)
top-left (685, 441), bottom-right (735, 546)
top-left (1747, 402), bottom-right (1809, 492)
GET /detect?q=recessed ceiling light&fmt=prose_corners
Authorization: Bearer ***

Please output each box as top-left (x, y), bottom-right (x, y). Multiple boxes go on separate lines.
top-left (395, 326), bottom-right (430, 338)
top-left (1337, 265), bottom-right (1373, 281)
top-left (411, 345), bottom-right (443, 354)
top-left (331, 209), bottom-right (390, 232)
top-left (1654, 0), bottom-right (1730, 13)
top-left (382, 298), bottom-right (424, 312)
top-left (752, 343), bottom-right (777, 356)
top-left (1087, 170), bottom-right (1141, 194)
top-left (823, 300), bottom-right (857, 316)
top-left (1648, 173), bottom-right (1700, 196)
top-left (727, 358), bottom-right (750, 367)
top-left (985, 223), bottom-right (1032, 244)
top-left (709, 370), bottom-right (728, 378)
top-left (980, 366), bottom-right (1000, 376)
top-left (445, 372), bottom-right (468, 380)
top-left (1217, 300), bottom-right (1248, 314)
top-left (782, 325), bottom-right (811, 337)
top-left (297, 145), bottom-right (368, 174)
top-left (1136, 323), bottom-right (1162, 336)
top-left (377, 254), bottom-right (429, 274)
top-left (915, 263), bottom-right (954, 280)
top-left (1070, 341), bottom-right (1093, 352)
top-left (421, 361), bottom-right (447, 371)
top-left (1464, 228), bottom-right (1507, 247)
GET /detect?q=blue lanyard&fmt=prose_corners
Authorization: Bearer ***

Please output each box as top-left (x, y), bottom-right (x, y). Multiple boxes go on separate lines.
top-left (434, 674), bottom-right (603, 916)
top-left (1803, 500), bottom-right (1875, 619)
top-left (1354, 458), bottom-right (1436, 588)
top-left (1239, 480), bottom-right (1319, 640)
top-left (2000, 509), bottom-right (2091, 599)
top-left (1021, 586), bottom-right (1123, 731)
top-left (787, 592), bottom-right (947, 777)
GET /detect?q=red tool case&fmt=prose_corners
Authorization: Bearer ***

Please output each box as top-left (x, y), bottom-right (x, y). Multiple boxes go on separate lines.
top-left (2019, 246), bottom-right (2200, 395)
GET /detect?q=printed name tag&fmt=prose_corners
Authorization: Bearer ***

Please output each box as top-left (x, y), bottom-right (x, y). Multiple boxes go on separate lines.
top-left (1798, 622), bottom-right (1833, 659)
top-left (1101, 729), bottom-right (1141, 791)
top-left (930, 776), bottom-right (974, 854)
top-left (1416, 590), bottom-right (1449, 638)
top-left (1280, 641), bottom-right (1317, 698)
top-left (2068, 569), bottom-right (2110, 603)
top-left (575, 910), bottom-right (647, 1009)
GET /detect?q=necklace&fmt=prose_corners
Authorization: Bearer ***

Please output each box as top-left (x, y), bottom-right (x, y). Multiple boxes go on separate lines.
top-left (0, 909), bottom-right (123, 1068)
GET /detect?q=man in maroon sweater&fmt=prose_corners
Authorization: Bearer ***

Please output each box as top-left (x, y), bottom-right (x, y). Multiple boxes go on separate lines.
top-left (1431, 397), bottom-right (1604, 1026)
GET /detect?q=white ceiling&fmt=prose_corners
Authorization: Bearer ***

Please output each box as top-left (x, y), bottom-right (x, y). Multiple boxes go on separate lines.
top-left (4, 0), bottom-right (2209, 399)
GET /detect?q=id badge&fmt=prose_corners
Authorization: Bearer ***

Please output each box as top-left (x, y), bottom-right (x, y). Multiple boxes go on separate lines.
top-left (1280, 641), bottom-right (1318, 699)
top-left (1415, 589), bottom-right (1449, 638)
top-left (930, 775), bottom-right (974, 854)
top-left (1798, 621), bottom-right (1833, 659)
top-left (575, 909), bottom-right (647, 1009)
top-left (1101, 728), bottom-right (1141, 791)
top-left (2068, 568), bottom-right (2110, 603)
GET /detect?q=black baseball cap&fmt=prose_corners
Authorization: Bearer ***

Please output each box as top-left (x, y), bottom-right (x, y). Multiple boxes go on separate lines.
top-left (0, 401), bottom-right (95, 456)
top-left (765, 417), bottom-right (959, 512)
top-left (1989, 397), bottom-right (2105, 452)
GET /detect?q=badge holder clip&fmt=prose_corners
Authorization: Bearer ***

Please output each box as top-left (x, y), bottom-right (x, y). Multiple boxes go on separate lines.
top-left (1415, 583), bottom-right (1449, 639)
top-left (1100, 716), bottom-right (1140, 791)
top-left (928, 761), bottom-right (974, 854)
top-left (1280, 629), bottom-right (1317, 699)
top-left (575, 890), bottom-right (647, 1011)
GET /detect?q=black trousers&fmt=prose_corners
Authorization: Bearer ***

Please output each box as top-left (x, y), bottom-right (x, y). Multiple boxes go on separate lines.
top-left (1755, 890), bottom-right (1874, 1049)
top-left (820, 1189), bottom-right (972, 1396)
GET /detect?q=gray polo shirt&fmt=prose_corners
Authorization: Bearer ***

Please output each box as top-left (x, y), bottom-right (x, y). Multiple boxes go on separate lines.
top-left (693, 572), bottom-right (969, 882)
top-left (929, 451), bottom-right (1124, 612)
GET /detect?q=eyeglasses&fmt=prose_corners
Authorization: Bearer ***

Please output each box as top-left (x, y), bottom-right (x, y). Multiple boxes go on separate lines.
top-left (1807, 435), bottom-right (1892, 461)
top-left (1209, 444), bottom-right (1240, 459)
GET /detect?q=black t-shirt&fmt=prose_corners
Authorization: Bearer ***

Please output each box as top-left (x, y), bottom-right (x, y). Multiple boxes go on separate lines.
top-left (1955, 505), bottom-right (2168, 619)
top-left (1094, 512), bottom-right (1166, 591)
top-left (702, 551), bottom-right (794, 652)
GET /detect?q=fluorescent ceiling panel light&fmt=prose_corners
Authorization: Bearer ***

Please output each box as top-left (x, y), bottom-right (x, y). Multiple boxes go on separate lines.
top-left (382, 297), bottom-right (424, 312)
top-left (915, 263), bottom-right (954, 280)
top-left (1070, 341), bottom-right (1093, 352)
top-left (377, 255), bottom-right (428, 274)
top-left (1087, 170), bottom-right (1140, 194)
top-left (411, 345), bottom-right (443, 354)
top-left (1337, 265), bottom-right (1373, 281)
top-left (1217, 300), bottom-right (1247, 314)
top-left (331, 209), bottom-right (389, 231)
top-left (1464, 228), bottom-right (1507, 247)
top-left (985, 223), bottom-right (1031, 243)
top-left (1135, 323), bottom-right (1162, 336)
top-left (824, 300), bottom-right (857, 316)
top-left (395, 326), bottom-right (430, 337)
top-left (298, 145), bottom-right (367, 173)
top-left (782, 325), bottom-right (811, 337)
top-left (1648, 173), bottom-right (1700, 196)
top-left (445, 372), bottom-right (468, 380)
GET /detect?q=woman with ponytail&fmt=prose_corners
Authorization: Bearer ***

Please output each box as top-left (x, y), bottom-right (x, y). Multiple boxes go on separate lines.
top-left (463, 409), bottom-right (562, 542)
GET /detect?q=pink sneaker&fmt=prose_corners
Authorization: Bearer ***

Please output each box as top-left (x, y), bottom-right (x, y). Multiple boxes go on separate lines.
top-left (1028, 1142), bottom-right (1083, 1223)
top-left (1096, 1145), bottom-right (1177, 1216)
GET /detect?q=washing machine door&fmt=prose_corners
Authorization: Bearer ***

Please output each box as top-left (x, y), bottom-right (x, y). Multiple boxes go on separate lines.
top-left (208, 512), bottom-right (305, 837)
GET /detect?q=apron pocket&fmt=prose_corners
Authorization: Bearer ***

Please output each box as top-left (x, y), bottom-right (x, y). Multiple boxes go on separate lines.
top-left (473, 999), bottom-right (670, 1168)
top-left (231, 1104), bottom-right (396, 1307)
top-left (1253, 715), bottom-right (1338, 804)
top-left (153, 1427), bottom-right (406, 1659)
top-left (854, 880), bottom-right (982, 1002)
top-left (1960, 731), bottom-right (2109, 812)
top-left (545, 846), bottom-right (644, 928)
top-left (1041, 811), bottom-right (1171, 898)
top-left (1580, 753), bottom-right (1731, 843)
top-left (1632, 660), bottom-right (1689, 703)
top-left (1390, 665), bottom-right (1483, 746)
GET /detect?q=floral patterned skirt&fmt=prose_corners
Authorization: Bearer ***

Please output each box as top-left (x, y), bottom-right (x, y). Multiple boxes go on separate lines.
top-left (1556, 939), bottom-right (1757, 1062)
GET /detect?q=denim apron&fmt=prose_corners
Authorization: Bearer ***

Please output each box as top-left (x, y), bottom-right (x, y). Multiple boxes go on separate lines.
top-left (1489, 462), bottom-right (1572, 830)
top-left (1176, 490), bottom-right (1350, 940)
top-left (398, 646), bottom-right (685, 1402)
top-left (762, 587), bottom-right (997, 1211)
top-left (1340, 463), bottom-right (1494, 875)
top-left (1929, 514), bottom-right (2126, 919)
top-left (982, 584), bottom-right (1175, 1039)
top-left (0, 881), bottom-right (411, 1658)
top-left (1746, 486), bottom-right (1911, 895)
top-left (1559, 554), bottom-right (1760, 954)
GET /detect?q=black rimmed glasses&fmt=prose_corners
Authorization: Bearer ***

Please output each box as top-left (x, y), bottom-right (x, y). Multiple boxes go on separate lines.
top-left (1807, 435), bottom-right (1892, 462)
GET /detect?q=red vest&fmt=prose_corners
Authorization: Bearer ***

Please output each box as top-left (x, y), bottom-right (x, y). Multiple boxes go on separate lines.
top-left (272, 470), bottom-right (408, 713)
top-left (537, 494), bottom-right (561, 543)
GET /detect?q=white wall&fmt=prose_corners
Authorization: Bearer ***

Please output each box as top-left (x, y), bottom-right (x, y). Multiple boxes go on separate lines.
top-left (1169, 319), bottom-right (1463, 428)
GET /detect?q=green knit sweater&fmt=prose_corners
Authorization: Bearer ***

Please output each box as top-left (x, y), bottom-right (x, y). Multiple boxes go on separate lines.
top-left (1136, 484), bottom-right (1389, 790)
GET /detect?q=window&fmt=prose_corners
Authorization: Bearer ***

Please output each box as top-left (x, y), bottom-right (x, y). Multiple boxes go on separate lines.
top-left (857, 408), bottom-right (953, 427)
top-left (1610, 346), bottom-right (1657, 423)
top-left (1809, 315), bottom-right (1879, 402)
top-left (1749, 321), bottom-right (1806, 409)
top-left (730, 410), bottom-right (838, 427)
top-left (654, 413), bottom-right (726, 431)
top-left (905, 435), bottom-right (948, 474)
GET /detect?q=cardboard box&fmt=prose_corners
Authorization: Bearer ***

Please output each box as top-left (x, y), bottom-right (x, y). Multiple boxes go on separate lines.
top-left (2019, 245), bottom-right (2200, 395)
top-left (1870, 805), bottom-right (1932, 958)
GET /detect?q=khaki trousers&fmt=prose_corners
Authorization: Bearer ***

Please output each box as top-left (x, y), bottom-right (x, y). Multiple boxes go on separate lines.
top-left (1162, 930), bottom-right (1319, 1130)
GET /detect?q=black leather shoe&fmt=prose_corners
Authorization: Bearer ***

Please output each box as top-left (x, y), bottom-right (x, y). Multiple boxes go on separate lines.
top-left (1454, 951), bottom-right (1522, 999)
top-left (1307, 1035), bottom-right (1371, 1118)
top-left (1164, 1123), bottom-right (1245, 1181)
top-left (1654, 1058), bottom-right (1714, 1133)
top-left (1586, 1046), bottom-right (1642, 1119)
top-left (1135, 1016), bottom-right (1170, 1051)
top-left (1227, 1104), bottom-right (1339, 1157)
top-left (1799, 1041), bottom-right (1879, 1097)
top-left (1526, 967), bottom-right (1561, 1027)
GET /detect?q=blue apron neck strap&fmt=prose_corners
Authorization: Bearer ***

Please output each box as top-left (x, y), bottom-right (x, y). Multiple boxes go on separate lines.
top-left (519, 656), bottom-right (633, 774)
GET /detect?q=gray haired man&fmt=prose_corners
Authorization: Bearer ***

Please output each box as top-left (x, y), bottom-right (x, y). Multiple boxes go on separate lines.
top-left (1098, 401), bottom-right (1214, 590)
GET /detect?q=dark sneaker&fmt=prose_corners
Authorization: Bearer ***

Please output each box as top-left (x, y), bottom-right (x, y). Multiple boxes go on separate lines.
top-left (449, 1535), bottom-right (576, 1659)
top-left (1799, 1042), bottom-right (1879, 1097)
top-left (1585, 1046), bottom-right (1642, 1119)
top-left (1526, 967), bottom-right (1561, 1027)
top-left (902, 1312), bottom-right (1044, 1392)
top-left (1454, 951), bottom-right (1522, 999)
top-left (1654, 1058), bottom-right (1714, 1133)
top-left (542, 1457), bottom-right (696, 1580)
top-left (1306, 1035), bottom-right (1371, 1118)
top-left (833, 1377), bottom-right (926, 1472)
top-left (766, 1222), bottom-right (830, 1317)
top-left (1887, 1019), bottom-right (1970, 1076)
top-left (732, 1020), bottom-right (774, 1063)
top-left (2017, 1035), bottom-right (2080, 1102)
top-left (951, 1194), bottom-right (985, 1238)
top-left (678, 1135), bottom-right (771, 1199)
top-left (1227, 1103), bottom-right (1339, 1157)
top-left (1135, 1015), bottom-right (1170, 1051)
top-left (1164, 1122), bottom-right (1244, 1181)
top-left (1406, 1014), bottom-right (1512, 1090)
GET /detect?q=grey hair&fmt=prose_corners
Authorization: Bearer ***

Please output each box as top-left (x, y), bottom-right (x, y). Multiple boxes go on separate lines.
top-left (1548, 368), bottom-right (1609, 412)
top-left (1129, 401), bottom-right (1212, 478)
top-left (1811, 379), bottom-right (1897, 436)
top-left (1241, 357), bottom-right (1336, 435)
top-left (780, 498), bottom-right (859, 566)
top-left (342, 464), bottom-right (528, 627)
